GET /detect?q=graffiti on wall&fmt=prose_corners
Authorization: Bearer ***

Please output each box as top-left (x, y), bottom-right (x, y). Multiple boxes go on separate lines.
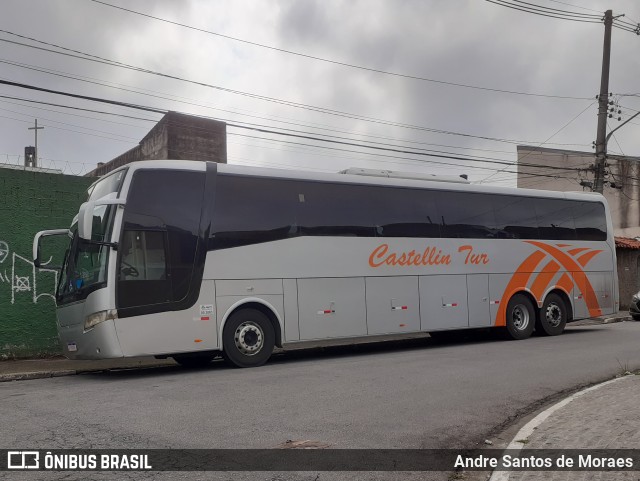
top-left (0, 241), bottom-right (58, 305)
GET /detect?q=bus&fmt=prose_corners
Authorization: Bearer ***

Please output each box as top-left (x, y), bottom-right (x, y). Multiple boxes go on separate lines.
top-left (33, 160), bottom-right (619, 368)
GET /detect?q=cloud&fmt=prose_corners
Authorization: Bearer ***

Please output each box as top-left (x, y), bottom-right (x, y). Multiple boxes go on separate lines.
top-left (0, 0), bottom-right (638, 185)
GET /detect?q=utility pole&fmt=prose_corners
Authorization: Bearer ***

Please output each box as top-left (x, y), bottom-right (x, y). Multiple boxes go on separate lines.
top-left (28, 119), bottom-right (44, 168)
top-left (593, 10), bottom-right (613, 194)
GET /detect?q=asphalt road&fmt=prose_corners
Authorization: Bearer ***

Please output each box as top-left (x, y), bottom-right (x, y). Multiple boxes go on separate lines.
top-left (2, 321), bottom-right (640, 481)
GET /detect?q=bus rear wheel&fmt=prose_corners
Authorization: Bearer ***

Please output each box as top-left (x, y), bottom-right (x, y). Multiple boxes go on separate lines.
top-left (537, 293), bottom-right (567, 336)
top-left (222, 308), bottom-right (275, 368)
top-left (504, 294), bottom-right (535, 340)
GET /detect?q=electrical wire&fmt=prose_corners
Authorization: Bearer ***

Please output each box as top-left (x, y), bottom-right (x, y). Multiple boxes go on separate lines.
top-left (0, 113), bottom-right (138, 144)
top-left (1, 81), bottom-right (597, 184)
top-left (1, 78), bottom-right (604, 184)
top-left (485, 0), bottom-right (602, 23)
top-left (479, 101), bottom-right (597, 183)
top-left (0, 94), bottom-right (158, 122)
top-left (488, 0), bottom-right (640, 35)
top-left (546, 1), bottom-right (602, 14)
top-left (0, 98), bottom-right (152, 130)
top-left (507, 0), bottom-right (601, 19)
top-left (0, 76), bottom-right (590, 151)
top-left (86, 0), bottom-right (593, 100)
top-left (0, 79), bottom-right (166, 114)
top-left (0, 57), bottom-right (593, 151)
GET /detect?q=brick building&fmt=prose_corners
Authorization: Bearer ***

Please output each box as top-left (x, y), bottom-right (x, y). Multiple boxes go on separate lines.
top-left (85, 111), bottom-right (227, 177)
top-left (517, 145), bottom-right (640, 309)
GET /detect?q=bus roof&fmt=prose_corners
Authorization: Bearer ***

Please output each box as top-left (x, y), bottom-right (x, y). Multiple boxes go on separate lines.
top-left (116, 160), bottom-right (606, 204)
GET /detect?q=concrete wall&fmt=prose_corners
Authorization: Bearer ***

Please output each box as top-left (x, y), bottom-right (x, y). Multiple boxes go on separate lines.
top-left (517, 145), bottom-right (640, 238)
top-left (0, 167), bottom-right (92, 358)
top-left (617, 249), bottom-right (640, 310)
top-left (86, 111), bottom-right (227, 177)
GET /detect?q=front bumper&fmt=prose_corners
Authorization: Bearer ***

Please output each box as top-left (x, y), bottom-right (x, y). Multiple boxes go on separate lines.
top-left (58, 319), bottom-right (123, 359)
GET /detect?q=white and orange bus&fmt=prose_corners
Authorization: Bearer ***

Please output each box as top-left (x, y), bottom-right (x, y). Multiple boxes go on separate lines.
top-left (34, 161), bottom-right (618, 367)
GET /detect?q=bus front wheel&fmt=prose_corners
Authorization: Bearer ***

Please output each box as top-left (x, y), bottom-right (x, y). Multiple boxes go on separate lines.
top-left (537, 293), bottom-right (567, 336)
top-left (504, 294), bottom-right (535, 340)
top-left (222, 308), bottom-right (275, 368)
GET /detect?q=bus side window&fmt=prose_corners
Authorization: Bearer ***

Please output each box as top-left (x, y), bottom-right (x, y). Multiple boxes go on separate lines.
top-left (296, 182), bottom-right (375, 237)
top-left (118, 230), bottom-right (171, 308)
top-left (573, 201), bottom-right (607, 241)
top-left (120, 230), bottom-right (168, 281)
top-left (369, 187), bottom-right (441, 238)
top-left (535, 198), bottom-right (576, 240)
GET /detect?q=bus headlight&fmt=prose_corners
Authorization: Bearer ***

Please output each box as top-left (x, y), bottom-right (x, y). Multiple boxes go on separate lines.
top-left (84, 309), bottom-right (118, 331)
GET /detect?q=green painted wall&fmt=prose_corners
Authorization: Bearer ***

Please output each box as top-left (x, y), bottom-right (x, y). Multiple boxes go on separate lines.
top-left (0, 168), bottom-right (93, 359)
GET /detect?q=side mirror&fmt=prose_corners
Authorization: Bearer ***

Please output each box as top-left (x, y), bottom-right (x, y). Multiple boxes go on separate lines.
top-left (33, 229), bottom-right (72, 268)
top-left (78, 201), bottom-right (94, 241)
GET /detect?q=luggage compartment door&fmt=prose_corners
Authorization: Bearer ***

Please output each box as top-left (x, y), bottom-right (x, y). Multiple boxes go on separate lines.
top-left (297, 277), bottom-right (367, 340)
top-left (365, 276), bottom-right (420, 335)
top-left (420, 275), bottom-right (469, 331)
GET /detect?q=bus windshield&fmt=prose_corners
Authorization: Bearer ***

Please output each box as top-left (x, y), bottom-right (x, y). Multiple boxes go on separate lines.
top-left (87, 169), bottom-right (127, 202)
top-left (57, 204), bottom-right (116, 304)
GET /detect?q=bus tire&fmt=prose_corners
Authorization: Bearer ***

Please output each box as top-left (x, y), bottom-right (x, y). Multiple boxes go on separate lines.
top-left (222, 308), bottom-right (275, 368)
top-left (537, 293), bottom-right (567, 336)
top-left (504, 294), bottom-right (535, 340)
top-left (173, 353), bottom-right (215, 368)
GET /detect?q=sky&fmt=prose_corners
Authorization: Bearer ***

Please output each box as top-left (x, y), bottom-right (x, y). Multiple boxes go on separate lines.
top-left (0, 0), bottom-right (639, 188)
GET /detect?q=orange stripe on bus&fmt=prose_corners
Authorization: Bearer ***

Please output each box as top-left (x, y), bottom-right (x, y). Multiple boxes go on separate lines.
top-left (526, 241), bottom-right (602, 317)
top-left (577, 250), bottom-right (603, 267)
top-left (568, 247), bottom-right (590, 256)
top-left (494, 250), bottom-right (546, 327)
top-left (556, 273), bottom-right (574, 295)
top-left (530, 260), bottom-right (560, 302)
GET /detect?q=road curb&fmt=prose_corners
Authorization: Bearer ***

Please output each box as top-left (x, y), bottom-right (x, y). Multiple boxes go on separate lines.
top-left (0, 362), bottom-right (175, 382)
top-left (571, 314), bottom-right (629, 326)
top-left (487, 374), bottom-right (635, 481)
top-left (0, 370), bottom-right (77, 382)
top-left (603, 315), bottom-right (631, 323)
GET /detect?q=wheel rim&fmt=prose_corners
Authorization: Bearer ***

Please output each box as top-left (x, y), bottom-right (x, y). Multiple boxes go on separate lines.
top-left (511, 304), bottom-right (530, 331)
top-left (234, 321), bottom-right (264, 356)
top-left (545, 302), bottom-right (562, 328)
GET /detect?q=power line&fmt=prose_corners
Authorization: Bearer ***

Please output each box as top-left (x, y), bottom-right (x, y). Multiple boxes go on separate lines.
top-left (0, 32), bottom-right (596, 139)
top-left (1, 57), bottom-right (592, 151)
top-left (87, 0), bottom-right (592, 100)
top-left (160, 117), bottom-right (589, 174)
top-left (0, 74), bottom-right (587, 150)
top-left (479, 101), bottom-right (597, 183)
top-left (0, 77), bottom-right (595, 181)
top-left (0, 80), bottom-right (603, 183)
top-left (0, 113), bottom-right (138, 144)
top-left (0, 94), bottom-right (158, 122)
top-left (546, 1), bottom-right (603, 14)
top-left (0, 97), bottom-right (153, 129)
top-left (486, 0), bottom-right (639, 35)
top-left (0, 79), bottom-right (166, 114)
top-left (485, 0), bottom-right (602, 23)
top-left (508, 0), bottom-right (602, 19)
top-left (228, 131), bottom-right (584, 178)
top-left (0, 37), bottom-right (572, 141)
top-left (0, 105), bottom-right (141, 140)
